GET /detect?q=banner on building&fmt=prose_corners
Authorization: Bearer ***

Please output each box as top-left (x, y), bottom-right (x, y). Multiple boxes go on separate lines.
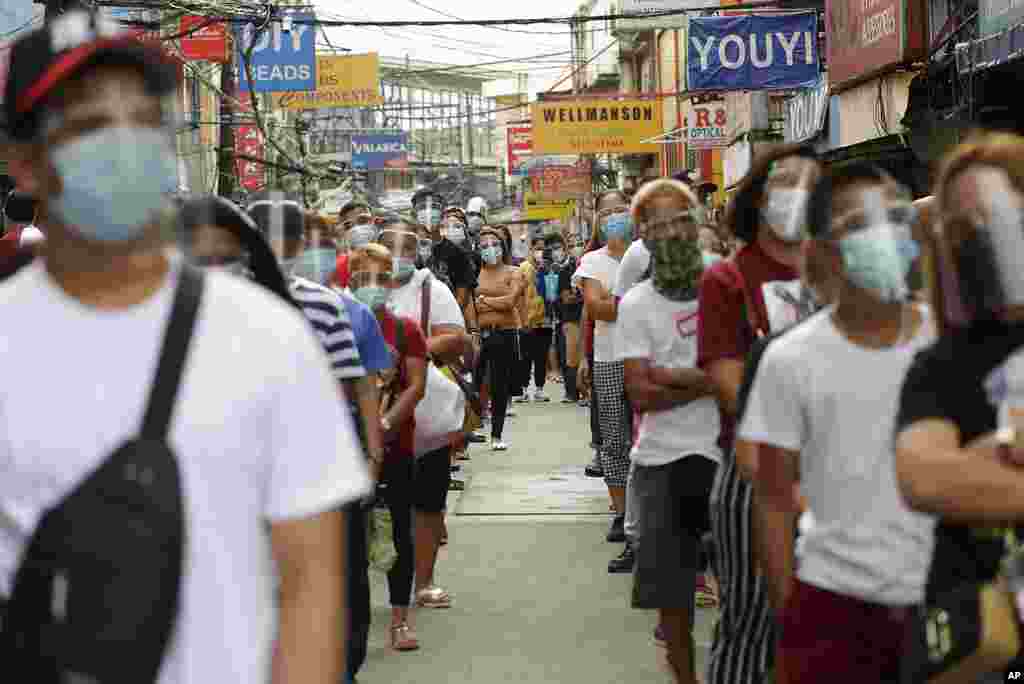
top-left (826, 0), bottom-right (926, 91)
top-left (686, 103), bottom-right (729, 149)
top-left (179, 15), bottom-right (229, 62)
top-left (687, 13), bottom-right (821, 91)
top-left (527, 157), bottom-right (592, 200)
top-left (530, 99), bottom-right (663, 155)
top-left (524, 193), bottom-right (576, 222)
top-left (276, 54), bottom-right (383, 110)
top-left (618, 0), bottom-right (705, 30)
top-left (784, 80), bottom-right (829, 143)
top-left (507, 126), bottom-right (533, 176)
top-left (351, 133), bottom-right (410, 170)
top-left (235, 13), bottom-right (316, 93)
top-left (234, 92), bottom-right (265, 192)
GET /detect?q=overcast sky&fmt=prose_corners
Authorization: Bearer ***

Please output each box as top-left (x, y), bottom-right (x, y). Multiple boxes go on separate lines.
top-left (315, 0), bottom-right (587, 93)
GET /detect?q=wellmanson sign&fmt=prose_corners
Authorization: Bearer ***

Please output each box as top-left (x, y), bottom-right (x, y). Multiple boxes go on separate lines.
top-left (531, 99), bottom-right (663, 155)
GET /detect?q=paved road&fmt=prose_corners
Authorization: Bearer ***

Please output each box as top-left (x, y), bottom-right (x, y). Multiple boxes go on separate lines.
top-left (360, 397), bottom-right (719, 683)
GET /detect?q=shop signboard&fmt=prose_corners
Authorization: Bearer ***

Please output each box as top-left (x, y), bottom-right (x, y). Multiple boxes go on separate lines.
top-left (235, 13), bottom-right (316, 93)
top-left (687, 13), bottom-right (821, 91)
top-left (524, 193), bottom-right (576, 222)
top-left (234, 92), bottom-right (265, 192)
top-left (527, 157), bottom-right (592, 199)
top-left (530, 99), bottom-right (663, 155)
top-left (351, 133), bottom-right (410, 170)
top-left (686, 103), bottom-right (729, 149)
top-left (507, 126), bottom-right (533, 176)
top-left (826, 0), bottom-right (927, 91)
top-left (784, 80), bottom-right (829, 143)
top-left (618, 0), bottom-right (705, 30)
top-left (179, 15), bottom-right (229, 62)
top-left (276, 54), bottom-right (383, 110)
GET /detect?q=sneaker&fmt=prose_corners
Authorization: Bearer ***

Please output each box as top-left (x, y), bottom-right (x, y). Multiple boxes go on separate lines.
top-left (561, 396), bottom-right (575, 404)
top-left (491, 438), bottom-right (508, 451)
top-left (607, 543), bottom-right (635, 573)
top-left (584, 452), bottom-right (604, 478)
top-left (512, 393), bottom-right (529, 404)
top-left (505, 408), bottom-right (517, 418)
top-left (532, 389), bottom-right (551, 402)
top-left (467, 432), bottom-right (486, 444)
top-left (577, 399), bottom-right (589, 407)
top-left (653, 624), bottom-right (667, 648)
top-left (606, 514), bottom-right (626, 543)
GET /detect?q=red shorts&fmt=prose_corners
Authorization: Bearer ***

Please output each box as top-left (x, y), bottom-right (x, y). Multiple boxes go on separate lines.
top-left (777, 579), bottom-right (909, 684)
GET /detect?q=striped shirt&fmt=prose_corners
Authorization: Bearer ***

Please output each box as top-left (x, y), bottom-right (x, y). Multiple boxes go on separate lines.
top-left (289, 276), bottom-right (365, 381)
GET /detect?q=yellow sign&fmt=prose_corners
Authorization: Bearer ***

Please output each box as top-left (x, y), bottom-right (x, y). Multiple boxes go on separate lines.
top-left (530, 99), bottom-right (663, 155)
top-left (525, 193), bottom-right (575, 222)
top-left (275, 54), bottom-right (383, 110)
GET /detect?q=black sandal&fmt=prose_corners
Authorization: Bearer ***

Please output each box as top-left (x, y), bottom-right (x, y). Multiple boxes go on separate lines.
top-left (448, 479), bottom-right (465, 491)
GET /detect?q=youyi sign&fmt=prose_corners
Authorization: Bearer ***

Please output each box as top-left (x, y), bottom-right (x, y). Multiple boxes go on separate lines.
top-left (686, 104), bottom-right (729, 149)
top-left (235, 14), bottom-right (316, 93)
top-left (784, 80), bottom-right (829, 143)
top-left (687, 13), bottom-right (821, 91)
top-left (530, 99), bottom-right (663, 155)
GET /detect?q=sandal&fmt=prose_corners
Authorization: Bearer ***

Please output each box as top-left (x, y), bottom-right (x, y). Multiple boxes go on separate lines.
top-left (416, 585), bottom-right (452, 608)
top-left (695, 574), bottom-right (719, 608)
top-left (390, 622), bottom-right (420, 651)
top-left (448, 479), bottom-right (465, 491)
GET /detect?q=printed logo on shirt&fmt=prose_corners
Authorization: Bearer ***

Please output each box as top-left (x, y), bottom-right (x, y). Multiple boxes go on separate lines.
top-left (674, 310), bottom-right (699, 339)
top-left (761, 279), bottom-right (813, 332)
top-left (984, 350), bottom-right (1024, 410)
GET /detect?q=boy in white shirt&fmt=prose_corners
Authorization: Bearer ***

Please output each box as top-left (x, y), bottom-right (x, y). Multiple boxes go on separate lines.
top-left (616, 180), bottom-right (721, 684)
top-left (740, 163), bottom-right (935, 683)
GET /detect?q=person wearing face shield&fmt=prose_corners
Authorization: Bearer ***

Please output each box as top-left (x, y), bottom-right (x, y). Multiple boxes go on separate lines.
top-left (697, 146), bottom-right (820, 684)
top-left (573, 189), bottom-right (638, 570)
top-left (894, 133), bottom-right (1024, 684)
top-left (737, 163), bottom-right (934, 684)
top-left (0, 11), bottom-right (371, 683)
top-left (375, 218), bottom-right (471, 610)
top-left (333, 200), bottom-right (379, 290)
top-left (432, 207), bottom-right (478, 321)
top-left (614, 180), bottom-right (723, 683)
top-left (348, 243), bottom-right (428, 654)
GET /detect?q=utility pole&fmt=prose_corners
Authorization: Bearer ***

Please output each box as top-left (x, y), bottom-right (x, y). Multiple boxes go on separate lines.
top-left (217, 58), bottom-right (238, 199)
top-left (466, 94), bottom-right (474, 201)
top-left (456, 95), bottom-right (464, 180)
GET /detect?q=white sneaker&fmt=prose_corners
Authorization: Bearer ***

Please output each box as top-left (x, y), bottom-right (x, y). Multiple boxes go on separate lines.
top-left (491, 438), bottom-right (508, 451)
top-left (532, 389), bottom-right (550, 403)
top-left (513, 393), bottom-right (529, 404)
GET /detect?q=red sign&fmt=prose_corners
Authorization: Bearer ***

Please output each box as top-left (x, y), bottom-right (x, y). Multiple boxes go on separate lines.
top-left (826, 0), bottom-right (926, 92)
top-left (528, 158), bottom-right (591, 200)
top-left (234, 92), bottom-right (265, 192)
top-left (179, 16), bottom-right (228, 63)
top-left (507, 126), bottom-right (532, 176)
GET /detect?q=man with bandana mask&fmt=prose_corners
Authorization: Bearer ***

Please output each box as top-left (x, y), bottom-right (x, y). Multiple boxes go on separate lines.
top-left (1, 10), bottom-right (370, 683)
top-left (740, 163), bottom-right (934, 683)
top-left (615, 180), bottom-right (722, 684)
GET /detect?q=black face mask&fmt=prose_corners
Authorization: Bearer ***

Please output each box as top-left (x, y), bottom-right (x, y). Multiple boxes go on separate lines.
top-left (4, 192), bottom-right (37, 224)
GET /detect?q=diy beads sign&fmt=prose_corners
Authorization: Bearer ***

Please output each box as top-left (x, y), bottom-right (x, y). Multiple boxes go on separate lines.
top-left (235, 13), bottom-right (316, 93)
top-left (687, 13), bottom-right (821, 92)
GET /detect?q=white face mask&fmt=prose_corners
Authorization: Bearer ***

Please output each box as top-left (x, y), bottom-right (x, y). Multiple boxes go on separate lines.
top-left (762, 187), bottom-right (811, 243)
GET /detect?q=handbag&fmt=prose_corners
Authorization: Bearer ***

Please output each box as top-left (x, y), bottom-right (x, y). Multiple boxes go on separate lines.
top-left (0, 266), bottom-right (203, 683)
top-left (421, 274), bottom-right (482, 418)
top-left (366, 507), bottom-right (397, 573)
top-left (903, 543), bottom-right (1024, 683)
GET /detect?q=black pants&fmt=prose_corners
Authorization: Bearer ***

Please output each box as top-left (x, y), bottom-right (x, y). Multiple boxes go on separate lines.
top-left (588, 349), bottom-right (601, 447)
top-left (379, 458), bottom-right (415, 607)
top-left (519, 327), bottom-right (553, 391)
top-left (475, 329), bottom-right (516, 440)
top-left (346, 501), bottom-right (370, 679)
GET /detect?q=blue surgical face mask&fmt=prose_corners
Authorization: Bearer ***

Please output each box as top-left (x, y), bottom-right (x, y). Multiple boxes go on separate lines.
top-left (481, 245), bottom-right (502, 264)
top-left (701, 250), bottom-right (722, 268)
top-left (838, 223), bottom-right (917, 303)
top-left (393, 256), bottom-right (416, 282)
top-left (291, 247), bottom-right (337, 285)
top-left (604, 212), bottom-right (633, 242)
top-left (50, 126), bottom-right (178, 241)
top-left (353, 285), bottom-right (390, 311)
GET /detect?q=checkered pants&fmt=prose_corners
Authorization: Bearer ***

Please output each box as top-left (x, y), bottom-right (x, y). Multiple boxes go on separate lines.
top-left (593, 360), bottom-right (631, 487)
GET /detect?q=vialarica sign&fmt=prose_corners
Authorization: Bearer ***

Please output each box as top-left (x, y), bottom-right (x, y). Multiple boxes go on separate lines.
top-left (530, 99), bottom-right (664, 155)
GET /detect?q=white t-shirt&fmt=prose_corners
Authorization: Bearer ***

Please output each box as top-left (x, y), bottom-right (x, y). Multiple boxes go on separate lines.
top-left (613, 239), bottom-right (651, 298)
top-left (388, 267), bottom-right (465, 333)
top-left (616, 281), bottom-right (721, 466)
top-left (739, 306), bottom-right (936, 605)
top-left (0, 259), bottom-right (372, 684)
top-left (572, 246), bottom-right (621, 363)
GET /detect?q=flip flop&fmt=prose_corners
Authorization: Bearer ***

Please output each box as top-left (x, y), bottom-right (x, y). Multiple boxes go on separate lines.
top-left (448, 479), bottom-right (465, 491)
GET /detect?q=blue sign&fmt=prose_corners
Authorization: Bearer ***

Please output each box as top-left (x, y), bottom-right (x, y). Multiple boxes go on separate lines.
top-left (235, 13), bottom-right (316, 93)
top-left (351, 133), bottom-right (410, 170)
top-left (687, 13), bottom-right (820, 92)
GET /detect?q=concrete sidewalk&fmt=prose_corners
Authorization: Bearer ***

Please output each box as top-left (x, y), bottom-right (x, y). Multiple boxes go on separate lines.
top-left (360, 398), bottom-right (718, 684)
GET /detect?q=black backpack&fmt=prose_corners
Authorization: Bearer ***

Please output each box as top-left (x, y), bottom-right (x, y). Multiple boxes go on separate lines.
top-left (0, 265), bottom-right (204, 682)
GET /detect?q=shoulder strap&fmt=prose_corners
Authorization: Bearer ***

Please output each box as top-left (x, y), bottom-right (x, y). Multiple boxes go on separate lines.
top-left (725, 259), bottom-right (768, 339)
top-left (420, 273), bottom-right (432, 337)
top-left (395, 315), bottom-right (407, 358)
top-left (140, 265), bottom-right (205, 440)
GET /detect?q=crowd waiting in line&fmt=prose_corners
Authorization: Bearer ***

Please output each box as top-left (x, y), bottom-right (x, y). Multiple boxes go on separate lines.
top-left (4, 11), bottom-right (1024, 684)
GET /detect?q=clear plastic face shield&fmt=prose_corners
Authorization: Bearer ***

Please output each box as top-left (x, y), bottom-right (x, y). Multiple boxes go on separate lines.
top-left (761, 157), bottom-right (819, 243)
top-left (466, 212), bottom-right (485, 237)
top-left (349, 266), bottom-right (394, 311)
top-left (246, 192), bottom-right (300, 261)
top-left (827, 184), bottom-right (919, 304)
top-left (416, 196), bottom-right (442, 238)
top-left (644, 208), bottom-right (701, 243)
top-left (341, 211), bottom-right (378, 251)
top-left (442, 216), bottom-right (468, 246)
top-left (940, 166), bottom-right (1024, 326)
top-left (376, 228), bottom-right (419, 282)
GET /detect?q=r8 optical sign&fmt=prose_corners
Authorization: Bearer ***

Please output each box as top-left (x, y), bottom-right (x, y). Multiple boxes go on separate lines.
top-left (235, 13), bottom-right (316, 93)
